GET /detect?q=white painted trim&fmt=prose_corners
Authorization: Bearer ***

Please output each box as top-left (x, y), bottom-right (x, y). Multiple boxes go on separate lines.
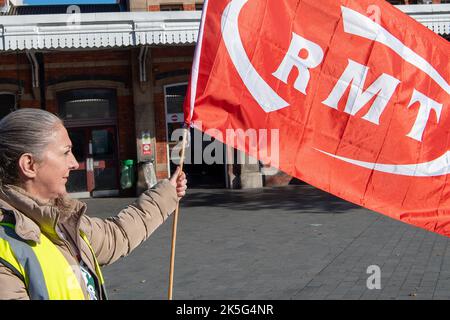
top-left (396, 4), bottom-right (450, 14)
top-left (396, 4), bottom-right (450, 35)
top-left (0, 11), bottom-right (201, 51)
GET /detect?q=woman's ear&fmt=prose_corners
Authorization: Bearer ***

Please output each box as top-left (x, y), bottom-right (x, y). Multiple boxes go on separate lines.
top-left (17, 153), bottom-right (38, 179)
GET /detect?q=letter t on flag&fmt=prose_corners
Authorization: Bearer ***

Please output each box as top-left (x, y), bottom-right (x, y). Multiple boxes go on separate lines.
top-left (184, 0), bottom-right (450, 236)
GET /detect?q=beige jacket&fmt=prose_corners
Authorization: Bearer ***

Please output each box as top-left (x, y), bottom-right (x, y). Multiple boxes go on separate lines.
top-left (0, 180), bottom-right (178, 300)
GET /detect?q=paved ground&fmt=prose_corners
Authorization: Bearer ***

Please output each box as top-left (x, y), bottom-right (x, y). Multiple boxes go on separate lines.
top-left (83, 183), bottom-right (450, 300)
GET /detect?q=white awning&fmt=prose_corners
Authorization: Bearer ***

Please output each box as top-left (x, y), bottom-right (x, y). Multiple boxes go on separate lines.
top-left (0, 5), bottom-right (448, 52)
top-left (0, 11), bottom-right (201, 51)
top-left (397, 4), bottom-right (450, 35)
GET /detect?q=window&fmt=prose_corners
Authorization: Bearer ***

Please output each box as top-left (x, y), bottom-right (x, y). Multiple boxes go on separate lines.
top-left (164, 83), bottom-right (187, 176)
top-left (160, 4), bottom-right (183, 11)
top-left (195, 3), bottom-right (203, 10)
top-left (0, 93), bottom-right (16, 120)
top-left (57, 88), bottom-right (117, 122)
top-left (164, 82), bottom-right (187, 142)
top-left (165, 84), bottom-right (187, 115)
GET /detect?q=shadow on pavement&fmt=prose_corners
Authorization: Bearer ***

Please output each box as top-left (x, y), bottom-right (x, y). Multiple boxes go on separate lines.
top-left (180, 183), bottom-right (360, 214)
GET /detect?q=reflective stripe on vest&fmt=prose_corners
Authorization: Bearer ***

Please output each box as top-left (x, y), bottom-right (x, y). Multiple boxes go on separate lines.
top-left (0, 222), bottom-right (105, 300)
top-left (79, 230), bottom-right (105, 286)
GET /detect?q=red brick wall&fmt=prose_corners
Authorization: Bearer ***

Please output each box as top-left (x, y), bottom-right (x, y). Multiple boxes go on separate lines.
top-left (0, 53), bottom-right (35, 108)
top-left (117, 95), bottom-right (136, 161)
top-left (0, 45), bottom-right (197, 183)
top-left (0, 50), bottom-right (137, 168)
top-left (44, 51), bottom-right (131, 81)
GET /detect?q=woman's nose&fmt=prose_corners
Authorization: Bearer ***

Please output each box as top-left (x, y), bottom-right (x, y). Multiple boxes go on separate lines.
top-left (70, 154), bottom-right (79, 170)
top-left (72, 160), bottom-right (79, 170)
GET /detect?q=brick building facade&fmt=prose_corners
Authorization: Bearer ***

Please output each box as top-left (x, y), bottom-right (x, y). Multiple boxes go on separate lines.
top-left (1, 49), bottom-right (142, 196)
top-left (0, 2), bottom-right (202, 197)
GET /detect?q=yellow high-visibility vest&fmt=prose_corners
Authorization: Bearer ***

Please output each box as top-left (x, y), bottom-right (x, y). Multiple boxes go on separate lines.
top-left (0, 222), bottom-right (107, 300)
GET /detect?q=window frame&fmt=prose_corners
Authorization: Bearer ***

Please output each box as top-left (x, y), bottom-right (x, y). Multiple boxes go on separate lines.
top-left (163, 82), bottom-right (188, 176)
top-left (164, 82), bottom-right (188, 140)
top-left (160, 4), bottom-right (184, 11)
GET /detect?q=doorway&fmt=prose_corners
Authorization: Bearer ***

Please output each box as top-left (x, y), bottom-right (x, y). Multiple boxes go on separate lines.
top-left (58, 88), bottom-right (119, 198)
top-left (164, 83), bottom-right (226, 188)
top-left (67, 126), bottom-right (119, 197)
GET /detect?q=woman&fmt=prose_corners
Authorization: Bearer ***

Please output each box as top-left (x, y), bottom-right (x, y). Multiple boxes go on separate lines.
top-left (0, 108), bottom-right (187, 300)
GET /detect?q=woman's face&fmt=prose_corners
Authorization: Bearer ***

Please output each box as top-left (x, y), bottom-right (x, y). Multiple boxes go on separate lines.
top-left (33, 124), bottom-right (79, 201)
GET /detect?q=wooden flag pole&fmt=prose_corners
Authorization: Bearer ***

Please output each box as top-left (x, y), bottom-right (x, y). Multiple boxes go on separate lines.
top-left (168, 127), bottom-right (189, 300)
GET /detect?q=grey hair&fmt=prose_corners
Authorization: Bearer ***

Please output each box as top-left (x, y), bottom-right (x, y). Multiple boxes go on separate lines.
top-left (0, 108), bottom-right (63, 186)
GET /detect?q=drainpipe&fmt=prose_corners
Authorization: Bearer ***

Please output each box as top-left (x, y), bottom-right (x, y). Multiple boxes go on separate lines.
top-left (26, 50), bottom-right (39, 88)
top-left (26, 50), bottom-right (46, 109)
top-left (138, 46), bottom-right (149, 83)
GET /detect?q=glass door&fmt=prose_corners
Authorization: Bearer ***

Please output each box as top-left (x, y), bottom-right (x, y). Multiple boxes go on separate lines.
top-left (67, 126), bottom-right (119, 197)
top-left (91, 127), bottom-right (119, 197)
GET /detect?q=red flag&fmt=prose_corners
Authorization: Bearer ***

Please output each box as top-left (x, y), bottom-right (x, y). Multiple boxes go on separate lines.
top-left (185, 0), bottom-right (450, 236)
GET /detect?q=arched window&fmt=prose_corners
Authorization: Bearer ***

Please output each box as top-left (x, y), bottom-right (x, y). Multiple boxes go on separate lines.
top-left (57, 88), bottom-right (117, 127)
top-left (0, 93), bottom-right (16, 120)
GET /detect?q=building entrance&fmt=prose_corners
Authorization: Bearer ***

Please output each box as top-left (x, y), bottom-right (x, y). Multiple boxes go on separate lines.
top-left (58, 88), bottom-right (119, 197)
top-left (67, 126), bottom-right (119, 197)
top-left (165, 83), bottom-right (226, 188)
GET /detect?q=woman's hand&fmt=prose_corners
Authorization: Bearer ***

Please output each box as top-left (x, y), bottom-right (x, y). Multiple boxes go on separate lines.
top-left (169, 166), bottom-right (187, 198)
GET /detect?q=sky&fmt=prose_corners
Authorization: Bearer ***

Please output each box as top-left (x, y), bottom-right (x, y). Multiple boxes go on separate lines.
top-left (24, 0), bottom-right (117, 4)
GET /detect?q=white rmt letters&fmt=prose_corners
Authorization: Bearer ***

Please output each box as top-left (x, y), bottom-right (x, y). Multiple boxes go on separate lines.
top-left (272, 33), bottom-right (324, 95)
top-left (406, 89), bottom-right (442, 142)
top-left (221, 2), bottom-right (447, 143)
top-left (322, 59), bottom-right (401, 125)
top-left (271, 32), bottom-right (443, 142)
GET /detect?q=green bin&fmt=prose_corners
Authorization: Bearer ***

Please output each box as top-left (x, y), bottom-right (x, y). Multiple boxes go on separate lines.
top-left (120, 159), bottom-right (135, 189)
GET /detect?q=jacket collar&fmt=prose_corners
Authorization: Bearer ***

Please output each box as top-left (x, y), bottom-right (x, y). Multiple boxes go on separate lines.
top-left (0, 185), bottom-right (86, 244)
